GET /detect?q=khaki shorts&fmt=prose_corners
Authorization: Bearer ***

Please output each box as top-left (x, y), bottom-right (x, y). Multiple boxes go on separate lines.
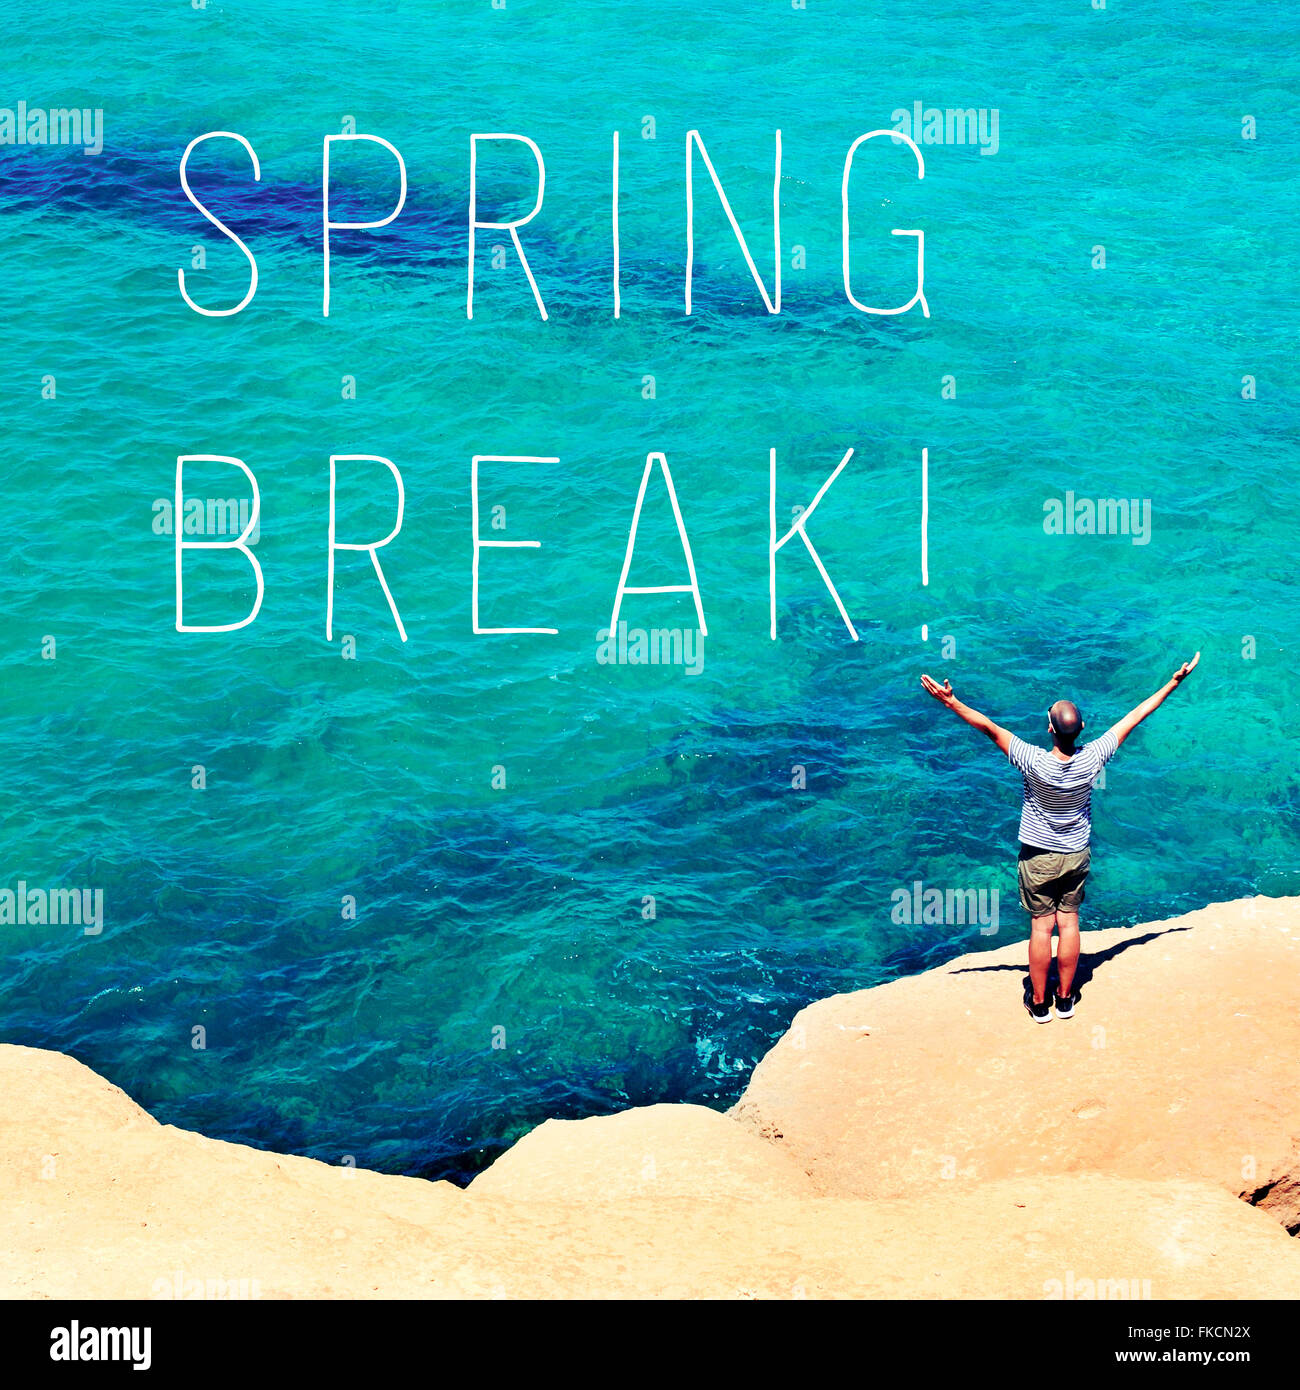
top-left (1018, 844), bottom-right (1091, 915)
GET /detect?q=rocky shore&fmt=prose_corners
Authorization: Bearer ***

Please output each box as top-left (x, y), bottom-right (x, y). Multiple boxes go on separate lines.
top-left (2, 896), bottom-right (1296, 1298)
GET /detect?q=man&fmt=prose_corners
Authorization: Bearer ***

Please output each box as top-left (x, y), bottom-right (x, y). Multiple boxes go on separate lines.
top-left (919, 653), bottom-right (1200, 1022)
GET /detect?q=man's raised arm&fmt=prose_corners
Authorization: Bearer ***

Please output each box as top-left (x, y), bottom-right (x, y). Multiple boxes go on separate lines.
top-left (919, 674), bottom-right (1013, 755)
top-left (1104, 651), bottom-right (1200, 749)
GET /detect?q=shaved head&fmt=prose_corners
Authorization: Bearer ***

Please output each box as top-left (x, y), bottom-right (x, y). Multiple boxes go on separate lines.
top-left (1049, 699), bottom-right (1083, 746)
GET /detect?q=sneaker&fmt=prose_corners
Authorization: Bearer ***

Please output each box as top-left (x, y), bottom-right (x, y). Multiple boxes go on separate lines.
top-left (1024, 996), bottom-right (1052, 1024)
top-left (1053, 991), bottom-right (1076, 1020)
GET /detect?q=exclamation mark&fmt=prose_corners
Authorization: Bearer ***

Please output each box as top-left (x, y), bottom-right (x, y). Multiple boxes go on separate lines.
top-left (920, 446), bottom-right (929, 641)
top-left (612, 129), bottom-right (620, 319)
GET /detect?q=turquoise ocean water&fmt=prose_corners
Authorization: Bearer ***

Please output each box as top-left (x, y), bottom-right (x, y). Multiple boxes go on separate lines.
top-left (1, 2), bottom-right (1296, 1180)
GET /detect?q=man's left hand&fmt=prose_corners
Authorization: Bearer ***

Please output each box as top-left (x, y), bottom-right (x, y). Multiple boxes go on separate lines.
top-left (920, 674), bottom-right (957, 707)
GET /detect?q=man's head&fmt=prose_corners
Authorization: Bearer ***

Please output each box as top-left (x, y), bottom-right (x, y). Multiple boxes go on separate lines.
top-left (1048, 699), bottom-right (1084, 750)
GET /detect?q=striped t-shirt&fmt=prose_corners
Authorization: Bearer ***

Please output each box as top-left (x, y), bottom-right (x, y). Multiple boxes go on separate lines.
top-left (1007, 729), bottom-right (1119, 852)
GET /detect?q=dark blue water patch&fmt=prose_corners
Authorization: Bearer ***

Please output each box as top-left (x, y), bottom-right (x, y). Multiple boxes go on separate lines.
top-left (0, 144), bottom-right (465, 272)
top-left (0, 747), bottom-right (912, 1183)
top-left (881, 928), bottom-right (999, 978)
top-left (661, 711), bottom-right (858, 799)
top-left (0, 143), bottom-right (930, 340)
top-left (1266, 780), bottom-right (1300, 834)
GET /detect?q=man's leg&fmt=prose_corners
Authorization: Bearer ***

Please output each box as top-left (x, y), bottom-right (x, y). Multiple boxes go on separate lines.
top-left (1029, 914), bottom-right (1055, 1004)
top-left (1055, 911), bottom-right (1080, 997)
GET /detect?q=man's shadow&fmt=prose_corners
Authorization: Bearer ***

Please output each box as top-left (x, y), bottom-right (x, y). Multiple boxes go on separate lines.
top-left (948, 926), bottom-right (1190, 1005)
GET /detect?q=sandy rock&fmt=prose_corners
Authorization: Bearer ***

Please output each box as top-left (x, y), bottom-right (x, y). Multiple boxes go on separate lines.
top-left (467, 1102), bottom-right (814, 1201)
top-left (732, 897), bottom-right (1300, 1234)
top-left (467, 1178), bottom-right (1300, 1300)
